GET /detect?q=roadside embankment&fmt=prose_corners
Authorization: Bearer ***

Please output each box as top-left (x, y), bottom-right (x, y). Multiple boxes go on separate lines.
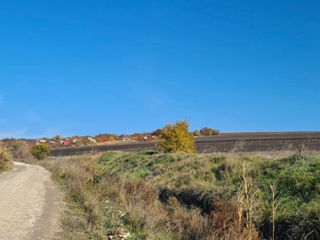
top-left (45, 150), bottom-right (320, 239)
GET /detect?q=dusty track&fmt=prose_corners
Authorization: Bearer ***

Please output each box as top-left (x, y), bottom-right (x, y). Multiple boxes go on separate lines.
top-left (0, 162), bottom-right (62, 240)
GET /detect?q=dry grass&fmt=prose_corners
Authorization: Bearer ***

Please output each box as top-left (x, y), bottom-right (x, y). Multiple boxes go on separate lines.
top-left (8, 141), bottom-right (34, 162)
top-left (0, 145), bottom-right (13, 173)
top-left (236, 163), bottom-right (259, 240)
top-left (117, 178), bottom-right (259, 240)
top-left (269, 183), bottom-right (281, 240)
top-left (42, 155), bottom-right (130, 240)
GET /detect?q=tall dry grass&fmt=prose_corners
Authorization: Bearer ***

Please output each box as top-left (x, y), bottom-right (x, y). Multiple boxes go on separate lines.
top-left (43, 156), bottom-right (122, 239)
top-left (236, 163), bottom-right (259, 240)
top-left (0, 145), bottom-right (13, 173)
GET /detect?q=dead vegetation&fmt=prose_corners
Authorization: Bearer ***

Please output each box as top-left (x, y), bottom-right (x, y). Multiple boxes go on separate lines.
top-left (43, 156), bottom-right (129, 240)
top-left (0, 145), bottom-right (13, 173)
top-left (10, 141), bottom-right (33, 162)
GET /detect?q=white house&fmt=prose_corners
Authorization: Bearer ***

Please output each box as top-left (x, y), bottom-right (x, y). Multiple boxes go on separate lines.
top-left (88, 137), bottom-right (97, 143)
top-left (119, 134), bottom-right (131, 141)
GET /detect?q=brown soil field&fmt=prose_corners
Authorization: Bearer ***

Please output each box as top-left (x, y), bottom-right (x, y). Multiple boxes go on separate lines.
top-left (50, 131), bottom-right (320, 156)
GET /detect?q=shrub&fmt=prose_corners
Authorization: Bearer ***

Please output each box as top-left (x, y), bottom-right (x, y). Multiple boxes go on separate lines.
top-left (108, 135), bottom-right (116, 141)
top-left (200, 127), bottom-right (220, 136)
top-left (193, 130), bottom-right (201, 136)
top-left (10, 141), bottom-right (33, 162)
top-left (0, 145), bottom-right (13, 172)
top-left (151, 128), bottom-right (163, 136)
top-left (30, 144), bottom-right (50, 160)
top-left (159, 120), bottom-right (196, 154)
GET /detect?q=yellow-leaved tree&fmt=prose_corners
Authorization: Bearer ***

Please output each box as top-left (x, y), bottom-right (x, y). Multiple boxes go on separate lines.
top-left (159, 120), bottom-right (196, 153)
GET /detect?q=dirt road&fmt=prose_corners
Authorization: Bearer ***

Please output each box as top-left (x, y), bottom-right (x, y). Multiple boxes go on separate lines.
top-left (0, 162), bottom-right (62, 240)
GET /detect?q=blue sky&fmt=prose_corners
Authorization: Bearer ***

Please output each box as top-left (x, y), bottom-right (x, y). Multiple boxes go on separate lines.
top-left (0, 0), bottom-right (319, 138)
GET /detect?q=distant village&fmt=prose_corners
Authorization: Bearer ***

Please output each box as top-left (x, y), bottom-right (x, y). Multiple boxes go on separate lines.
top-left (34, 133), bottom-right (157, 148)
top-left (1, 132), bottom-right (161, 149)
top-left (0, 127), bottom-right (219, 149)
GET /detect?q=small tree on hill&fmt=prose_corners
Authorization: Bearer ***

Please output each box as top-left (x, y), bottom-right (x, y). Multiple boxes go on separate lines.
top-left (193, 130), bottom-right (201, 137)
top-left (54, 135), bottom-right (63, 141)
top-left (200, 127), bottom-right (220, 136)
top-left (108, 135), bottom-right (116, 141)
top-left (159, 120), bottom-right (195, 153)
top-left (30, 145), bottom-right (50, 160)
top-left (151, 128), bottom-right (163, 136)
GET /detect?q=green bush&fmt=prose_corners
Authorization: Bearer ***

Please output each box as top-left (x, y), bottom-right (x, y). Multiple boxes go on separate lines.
top-left (159, 121), bottom-right (195, 154)
top-left (0, 145), bottom-right (13, 173)
top-left (30, 144), bottom-right (50, 160)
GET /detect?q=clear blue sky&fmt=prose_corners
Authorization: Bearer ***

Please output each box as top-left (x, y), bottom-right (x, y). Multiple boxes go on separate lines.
top-left (0, 0), bottom-right (319, 138)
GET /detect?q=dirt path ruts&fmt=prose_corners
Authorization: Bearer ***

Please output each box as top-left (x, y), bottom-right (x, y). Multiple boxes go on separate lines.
top-left (0, 162), bottom-right (63, 240)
